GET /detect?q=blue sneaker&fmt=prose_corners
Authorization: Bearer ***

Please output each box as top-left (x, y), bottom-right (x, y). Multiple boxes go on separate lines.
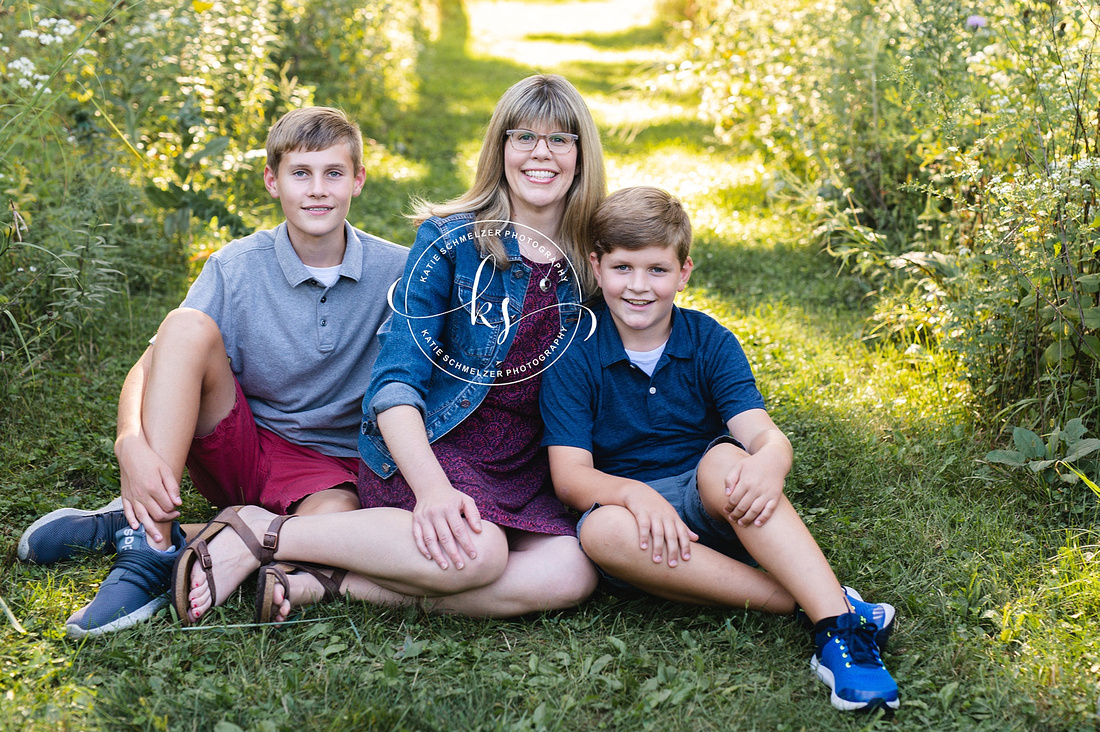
top-left (18, 498), bottom-right (128, 564)
top-left (65, 522), bottom-right (184, 639)
top-left (811, 612), bottom-right (900, 711)
top-left (843, 586), bottom-right (896, 648)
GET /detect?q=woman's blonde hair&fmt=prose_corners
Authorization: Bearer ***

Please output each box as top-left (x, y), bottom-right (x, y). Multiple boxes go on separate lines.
top-left (411, 74), bottom-right (606, 294)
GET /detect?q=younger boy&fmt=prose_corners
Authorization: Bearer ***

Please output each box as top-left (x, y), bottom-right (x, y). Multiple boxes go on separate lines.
top-left (539, 186), bottom-right (900, 711)
top-left (19, 107), bottom-right (408, 638)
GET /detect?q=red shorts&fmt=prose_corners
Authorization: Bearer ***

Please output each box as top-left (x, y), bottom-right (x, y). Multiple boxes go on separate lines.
top-left (185, 379), bottom-right (359, 515)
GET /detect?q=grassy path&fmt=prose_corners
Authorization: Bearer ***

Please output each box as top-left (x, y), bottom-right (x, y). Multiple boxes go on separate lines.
top-left (0, 1), bottom-right (1068, 729)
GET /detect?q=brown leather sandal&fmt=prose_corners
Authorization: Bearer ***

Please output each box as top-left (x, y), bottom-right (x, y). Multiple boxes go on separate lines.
top-left (171, 506), bottom-right (296, 626)
top-left (255, 561), bottom-right (347, 624)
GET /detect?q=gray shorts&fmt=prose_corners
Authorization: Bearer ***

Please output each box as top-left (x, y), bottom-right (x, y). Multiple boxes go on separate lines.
top-left (576, 436), bottom-right (757, 593)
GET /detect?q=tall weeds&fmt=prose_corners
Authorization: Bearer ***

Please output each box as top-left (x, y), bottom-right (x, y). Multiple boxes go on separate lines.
top-left (674, 0), bottom-right (1100, 439)
top-left (0, 0), bottom-right (427, 394)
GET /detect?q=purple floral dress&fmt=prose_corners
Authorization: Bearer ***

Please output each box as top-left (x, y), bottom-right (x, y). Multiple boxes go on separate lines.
top-left (357, 258), bottom-right (577, 536)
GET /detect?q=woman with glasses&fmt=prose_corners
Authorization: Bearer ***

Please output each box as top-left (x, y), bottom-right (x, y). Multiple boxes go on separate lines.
top-left (178, 74), bottom-right (606, 624)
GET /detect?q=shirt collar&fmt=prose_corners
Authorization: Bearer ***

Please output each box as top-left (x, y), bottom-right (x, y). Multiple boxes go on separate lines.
top-left (276, 221), bottom-right (362, 287)
top-left (597, 304), bottom-right (690, 367)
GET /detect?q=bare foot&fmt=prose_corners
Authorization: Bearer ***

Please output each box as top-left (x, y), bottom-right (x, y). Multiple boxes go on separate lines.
top-left (268, 569), bottom-right (341, 624)
top-left (187, 505), bottom-right (281, 622)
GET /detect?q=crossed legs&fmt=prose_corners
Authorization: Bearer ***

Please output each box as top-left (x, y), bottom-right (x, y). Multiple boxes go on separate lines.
top-left (578, 442), bottom-right (850, 623)
top-left (185, 506), bottom-right (597, 623)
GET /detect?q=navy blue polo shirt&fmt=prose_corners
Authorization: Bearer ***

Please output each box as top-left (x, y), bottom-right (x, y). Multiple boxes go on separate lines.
top-left (540, 303), bottom-right (765, 483)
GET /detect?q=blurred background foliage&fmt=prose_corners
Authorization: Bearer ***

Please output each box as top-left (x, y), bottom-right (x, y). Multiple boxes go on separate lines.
top-left (0, 0), bottom-right (431, 390)
top-left (657, 0), bottom-right (1100, 441)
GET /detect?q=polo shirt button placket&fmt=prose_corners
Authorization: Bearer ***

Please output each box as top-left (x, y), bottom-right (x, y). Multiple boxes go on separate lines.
top-left (318, 290), bottom-right (333, 350)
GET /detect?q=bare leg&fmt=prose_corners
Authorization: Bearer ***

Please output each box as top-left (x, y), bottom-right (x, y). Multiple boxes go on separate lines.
top-left (425, 532), bottom-right (596, 617)
top-left (267, 531), bottom-right (596, 622)
top-left (187, 505), bottom-right (510, 622)
top-left (579, 444), bottom-right (854, 622)
top-left (578, 504), bottom-right (795, 612)
top-left (139, 309), bottom-right (237, 550)
top-left (696, 443), bottom-right (850, 623)
top-left (291, 485), bottom-right (360, 515)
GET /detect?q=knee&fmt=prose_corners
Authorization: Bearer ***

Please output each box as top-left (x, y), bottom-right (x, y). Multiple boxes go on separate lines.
top-left (578, 506), bottom-right (637, 565)
top-left (553, 549), bottom-right (598, 609)
top-left (435, 528), bottom-right (510, 592)
top-left (539, 540), bottom-right (598, 610)
top-left (695, 443), bottom-right (745, 519)
top-left (156, 308), bottom-right (223, 354)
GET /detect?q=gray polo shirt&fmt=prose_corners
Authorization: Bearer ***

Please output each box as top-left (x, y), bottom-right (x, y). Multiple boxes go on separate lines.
top-left (181, 221), bottom-right (408, 457)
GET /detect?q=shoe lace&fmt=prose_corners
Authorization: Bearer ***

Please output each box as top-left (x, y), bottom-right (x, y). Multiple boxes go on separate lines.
top-left (109, 545), bottom-right (172, 595)
top-left (842, 621), bottom-right (884, 668)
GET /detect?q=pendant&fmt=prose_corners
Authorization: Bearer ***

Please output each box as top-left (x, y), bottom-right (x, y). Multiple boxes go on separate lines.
top-left (539, 276), bottom-right (552, 292)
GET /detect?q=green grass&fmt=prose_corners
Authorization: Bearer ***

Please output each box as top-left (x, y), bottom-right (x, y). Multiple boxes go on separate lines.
top-left (4, 0), bottom-right (1100, 729)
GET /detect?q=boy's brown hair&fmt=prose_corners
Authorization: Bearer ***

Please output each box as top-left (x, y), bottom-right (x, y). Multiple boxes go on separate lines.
top-left (265, 107), bottom-right (363, 176)
top-left (591, 186), bottom-right (692, 265)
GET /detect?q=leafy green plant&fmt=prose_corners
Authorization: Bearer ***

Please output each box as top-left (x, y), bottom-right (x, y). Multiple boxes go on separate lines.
top-left (985, 419), bottom-right (1100, 508)
top-left (673, 0), bottom-right (1100, 430)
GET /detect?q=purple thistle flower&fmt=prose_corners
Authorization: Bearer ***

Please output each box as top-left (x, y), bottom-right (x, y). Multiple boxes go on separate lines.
top-left (966, 15), bottom-right (987, 29)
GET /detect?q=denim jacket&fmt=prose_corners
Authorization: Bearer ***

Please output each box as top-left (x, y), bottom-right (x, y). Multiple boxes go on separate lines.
top-left (359, 212), bottom-right (587, 478)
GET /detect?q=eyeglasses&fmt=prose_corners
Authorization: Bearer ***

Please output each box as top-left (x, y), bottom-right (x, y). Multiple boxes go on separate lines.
top-left (505, 129), bottom-right (579, 154)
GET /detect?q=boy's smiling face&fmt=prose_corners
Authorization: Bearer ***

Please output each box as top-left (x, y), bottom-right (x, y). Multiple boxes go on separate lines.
top-left (590, 244), bottom-right (693, 351)
top-left (264, 143), bottom-right (365, 263)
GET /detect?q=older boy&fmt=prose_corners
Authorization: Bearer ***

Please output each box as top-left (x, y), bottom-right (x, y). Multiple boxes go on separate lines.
top-left (19, 107), bottom-right (408, 637)
top-left (540, 187), bottom-right (900, 711)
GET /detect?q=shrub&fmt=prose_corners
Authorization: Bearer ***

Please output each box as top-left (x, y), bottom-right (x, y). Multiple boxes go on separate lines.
top-left (676, 0), bottom-right (1100, 433)
top-left (1, 0), bottom-right (428, 393)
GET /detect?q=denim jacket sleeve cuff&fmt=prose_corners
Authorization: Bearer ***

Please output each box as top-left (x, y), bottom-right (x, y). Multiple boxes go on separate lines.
top-left (368, 381), bottom-right (426, 422)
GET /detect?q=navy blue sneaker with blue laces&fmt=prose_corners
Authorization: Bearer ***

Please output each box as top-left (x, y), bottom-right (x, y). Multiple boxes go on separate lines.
top-left (18, 498), bottom-right (128, 564)
top-left (65, 522), bottom-right (185, 639)
top-left (811, 612), bottom-right (900, 712)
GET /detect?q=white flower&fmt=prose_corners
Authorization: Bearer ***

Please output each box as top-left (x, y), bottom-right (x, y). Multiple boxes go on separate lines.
top-left (19, 29), bottom-right (38, 39)
top-left (10, 57), bottom-right (35, 75)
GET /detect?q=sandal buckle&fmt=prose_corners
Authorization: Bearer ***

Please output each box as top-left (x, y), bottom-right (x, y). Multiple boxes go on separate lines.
top-left (262, 531), bottom-right (278, 551)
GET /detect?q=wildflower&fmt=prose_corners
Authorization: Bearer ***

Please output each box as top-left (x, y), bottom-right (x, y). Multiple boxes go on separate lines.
top-left (10, 57), bottom-right (36, 75)
top-left (39, 18), bottom-right (76, 36)
top-left (19, 29), bottom-right (38, 39)
top-left (966, 15), bottom-right (987, 29)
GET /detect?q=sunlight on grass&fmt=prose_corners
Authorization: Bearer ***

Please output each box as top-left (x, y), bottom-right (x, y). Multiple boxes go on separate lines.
top-left (997, 534), bottom-right (1100, 722)
top-left (679, 287), bottom-right (972, 436)
top-left (589, 96), bottom-right (696, 136)
top-left (467, 0), bottom-right (666, 66)
top-left (608, 148), bottom-right (761, 199)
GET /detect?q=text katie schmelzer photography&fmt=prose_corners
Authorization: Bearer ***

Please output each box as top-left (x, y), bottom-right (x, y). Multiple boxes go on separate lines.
top-left (387, 220), bottom-right (595, 385)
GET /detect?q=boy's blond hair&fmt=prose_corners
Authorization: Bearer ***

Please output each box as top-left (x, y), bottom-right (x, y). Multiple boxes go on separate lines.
top-left (265, 107), bottom-right (364, 176)
top-left (591, 186), bottom-right (692, 265)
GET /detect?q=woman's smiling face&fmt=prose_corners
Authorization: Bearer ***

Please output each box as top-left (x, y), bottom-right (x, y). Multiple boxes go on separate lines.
top-left (503, 122), bottom-right (577, 224)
